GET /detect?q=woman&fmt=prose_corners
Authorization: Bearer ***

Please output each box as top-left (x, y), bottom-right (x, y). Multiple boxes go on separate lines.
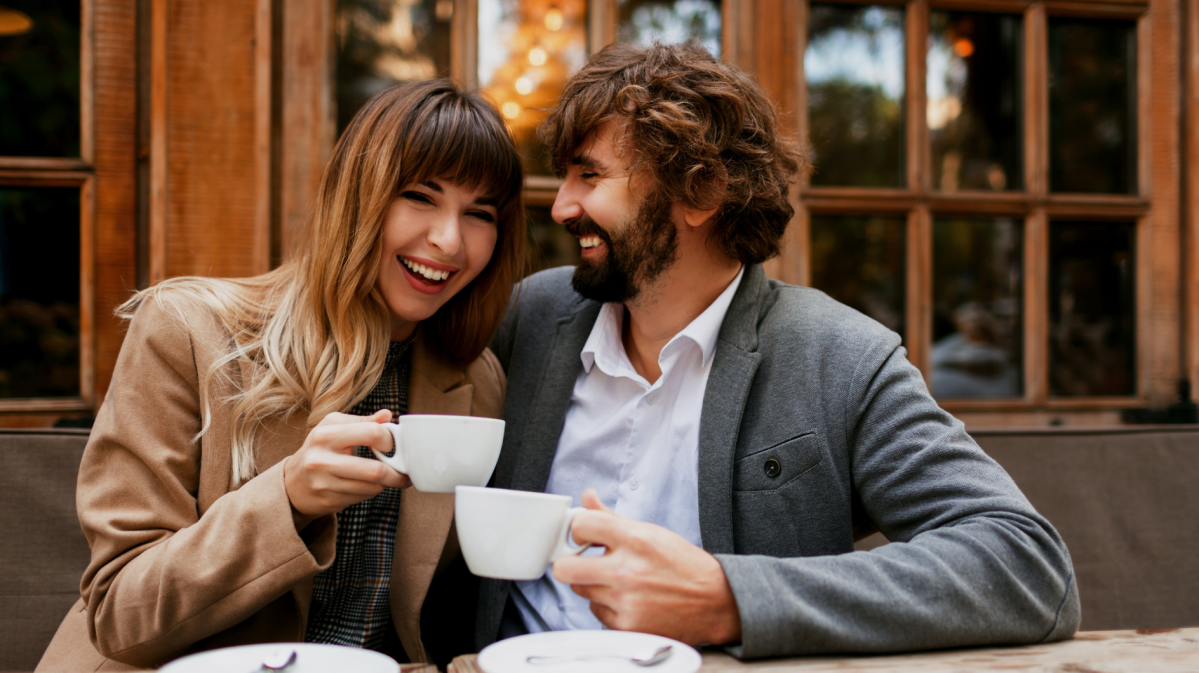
top-left (37, 80), bottom-right (526, 671)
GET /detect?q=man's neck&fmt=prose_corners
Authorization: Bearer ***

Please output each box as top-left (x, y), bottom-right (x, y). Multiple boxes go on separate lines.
top-left (621, 257), bottom-right (742, 384)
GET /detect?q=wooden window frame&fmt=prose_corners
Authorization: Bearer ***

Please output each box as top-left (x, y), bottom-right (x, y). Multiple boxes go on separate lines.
top-left (0, 1), bottom-right (98, 419)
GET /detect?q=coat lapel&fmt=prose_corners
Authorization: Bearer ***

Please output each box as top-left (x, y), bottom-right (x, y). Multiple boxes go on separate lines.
top-left (697, 265), bottom-right (767, 555)
top-left (506, 301), bottom-right (601, 493)
top-left (390, 329), bottom-right (472, 663)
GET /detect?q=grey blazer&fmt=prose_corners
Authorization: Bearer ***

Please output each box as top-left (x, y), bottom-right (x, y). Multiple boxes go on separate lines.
top-left (480, 264), bottom-right (1079, 658)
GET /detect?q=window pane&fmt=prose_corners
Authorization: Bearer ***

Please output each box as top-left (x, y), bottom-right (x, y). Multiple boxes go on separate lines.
top-left (618, 0), bottom-right (721, 57)
top-left (809, 215), bottom-right (905, 336)
top-left (928, 11), bottom-right (1022, 192)
top-left (0, 187), bottom-right (80, 398)
top-left (932, 217), bottom-right (1022, 399)
top-left (1049, 221), bottom-right (1135, 396)
top-left (0, 0), bottom-right (80, 157)
top-left (336, 0), bottom-right (453, 134)
top-left (527, 204), bottom-right (579, 276)
top-left (480, 0), bottom-right (588, 176)
top-left (1049, 19), bottom-right (1136, 194)
top-left (806, 4), bottom-right (905, 188)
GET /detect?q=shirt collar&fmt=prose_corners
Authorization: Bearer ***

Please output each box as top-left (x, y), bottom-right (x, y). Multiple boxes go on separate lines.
top-left (579, 266), bottom-right (744, 375)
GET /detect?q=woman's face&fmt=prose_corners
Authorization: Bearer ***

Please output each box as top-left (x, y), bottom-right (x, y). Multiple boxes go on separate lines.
top-left (377, 178), bottom-right (500, 340)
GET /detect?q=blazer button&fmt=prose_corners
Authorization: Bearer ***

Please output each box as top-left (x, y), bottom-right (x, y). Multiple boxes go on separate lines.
top-left (764, 458), bottom-right (782, 478)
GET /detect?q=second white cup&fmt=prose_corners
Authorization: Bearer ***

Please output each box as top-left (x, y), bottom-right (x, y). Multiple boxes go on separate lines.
top-left (454, 486), bottom-right (590, 580)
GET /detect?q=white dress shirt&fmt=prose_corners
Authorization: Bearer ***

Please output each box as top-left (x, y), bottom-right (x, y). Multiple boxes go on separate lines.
top-left (513, 267), bottom-right (745, 632)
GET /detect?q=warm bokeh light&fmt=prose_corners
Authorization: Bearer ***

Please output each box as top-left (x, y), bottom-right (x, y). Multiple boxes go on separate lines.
top-left (545, 7), bottom-right (564, 31)
top-left (528, 47), bottom-right (547, 66)
top-left (515, 76), bottom-right (535, 94)
top-left (501, 101), bottom-right (522, 119)
top-left (954, 37), bottom-right (974, 57)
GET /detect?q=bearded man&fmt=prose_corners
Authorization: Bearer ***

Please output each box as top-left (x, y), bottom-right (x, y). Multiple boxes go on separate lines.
top-left (480, 41), bottom-right (1079, 658)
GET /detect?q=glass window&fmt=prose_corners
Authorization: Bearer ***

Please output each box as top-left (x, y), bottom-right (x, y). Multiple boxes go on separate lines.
top-left (0, 187), bottom-right (80, 398)
top-left (927, 11), bottom-right (1022, 192)
top-left (806, 4), bottom-right (905, 188)
top-left (1048, 18), bottom-right (1136, 194)
top-left (335, 0), bottom-right (453, 133)
top-left (617, 0), bottom-right (722, 57)
top-left (479, 0), bottom-right (588, 176)
top-left (0, 0), bottom-right (80, 157)
top-left (1049, 221), bottom-right (1135, 396)
top-left (932, 217), bottom-right (1022, 399)
top-left (809, 215), bottom-right (906, 336)
top-left (527, 204), bottom-right (578, 275)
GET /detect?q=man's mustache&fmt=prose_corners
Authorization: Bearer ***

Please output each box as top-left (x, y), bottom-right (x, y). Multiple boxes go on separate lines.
top-left (564, 217), bottom-right (613, 247)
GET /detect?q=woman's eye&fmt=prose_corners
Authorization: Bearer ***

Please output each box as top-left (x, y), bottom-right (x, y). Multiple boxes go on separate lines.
top-left (468, 210), bottom-right (496, 223)
top-left (402, 190), bottom-right (434, 204)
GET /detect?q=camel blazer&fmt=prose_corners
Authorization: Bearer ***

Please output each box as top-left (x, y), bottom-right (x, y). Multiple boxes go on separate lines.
top-left (37, 291), bottom-right (505, 672)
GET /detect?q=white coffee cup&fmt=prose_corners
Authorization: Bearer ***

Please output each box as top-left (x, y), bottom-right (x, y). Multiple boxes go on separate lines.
top-left (454, 486), bottom-right (591, 580)
top-left (370, 415), bottom-right (504, 493)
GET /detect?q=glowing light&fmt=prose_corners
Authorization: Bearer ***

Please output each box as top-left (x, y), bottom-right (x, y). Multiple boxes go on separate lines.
top-left (515, 77), bottom-right (535, 95)
top-left (502, 102), bottom-right (522, 119)
top-left (0, 7), bottom-right (33, 36)
top-left (927, 95), bottom-right (962, 130)
top-left (528, 47), bottom-right (547, 66)
top-left (544, 7), bottom-right (564, 31)
top-left (953, 38), bottom-right (974, 58)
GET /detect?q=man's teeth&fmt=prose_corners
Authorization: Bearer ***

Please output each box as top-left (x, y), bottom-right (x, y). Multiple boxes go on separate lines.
top-left (401, 257), bottom-right (451, 282)
top-left (579, 235), bottom-right (602, 249)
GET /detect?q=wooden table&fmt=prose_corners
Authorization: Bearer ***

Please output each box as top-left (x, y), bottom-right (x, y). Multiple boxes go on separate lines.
top-left (446, 628), bottom-right (1199, 672)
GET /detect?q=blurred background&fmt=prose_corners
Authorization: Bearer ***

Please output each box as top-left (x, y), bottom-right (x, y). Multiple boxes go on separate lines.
top-left (1, 0), bottom-right (1196, 429)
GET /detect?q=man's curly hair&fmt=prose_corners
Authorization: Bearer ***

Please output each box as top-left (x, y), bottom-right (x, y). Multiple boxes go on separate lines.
top-left (539, 40), bottom-right (805, 265)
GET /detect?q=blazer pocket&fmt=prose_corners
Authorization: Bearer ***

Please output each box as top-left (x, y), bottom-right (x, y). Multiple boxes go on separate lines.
top-left (733, 431), bottom-right (823, 492)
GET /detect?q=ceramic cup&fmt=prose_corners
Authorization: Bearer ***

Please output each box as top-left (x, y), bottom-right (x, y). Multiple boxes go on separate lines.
top-left (454, 486), bottom-right (591, 580)
top-left (370, 415), bottom-right (504, 493)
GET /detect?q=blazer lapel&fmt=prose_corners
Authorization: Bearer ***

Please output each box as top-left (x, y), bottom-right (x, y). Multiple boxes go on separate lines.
top-left (697, 265), bottom-right (767, 555)
top-left (390, 330), bottom-right (472, 663)
top-left (504, 301), bottom-right (601, 493)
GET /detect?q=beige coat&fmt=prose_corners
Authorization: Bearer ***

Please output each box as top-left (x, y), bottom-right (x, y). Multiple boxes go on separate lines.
top-left (37, 291), bottom-right (505, 672)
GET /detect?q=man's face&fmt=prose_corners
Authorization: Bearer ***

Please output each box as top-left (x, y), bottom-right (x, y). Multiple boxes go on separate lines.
top-left (551, 121), bottom-right (678, 303)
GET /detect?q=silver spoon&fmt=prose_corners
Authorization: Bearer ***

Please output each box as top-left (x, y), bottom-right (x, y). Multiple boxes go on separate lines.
top-left (260, 648), bottom-right (297, 671)
top-left (526, 644), bottom-right (672, 667)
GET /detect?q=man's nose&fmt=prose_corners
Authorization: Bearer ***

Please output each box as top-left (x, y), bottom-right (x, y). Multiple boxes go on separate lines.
top-left (552, 178), bottom-right (584, 225)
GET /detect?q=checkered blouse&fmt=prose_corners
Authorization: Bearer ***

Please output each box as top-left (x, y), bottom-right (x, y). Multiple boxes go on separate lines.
top-left (304, 336), bottom-right (414, 650)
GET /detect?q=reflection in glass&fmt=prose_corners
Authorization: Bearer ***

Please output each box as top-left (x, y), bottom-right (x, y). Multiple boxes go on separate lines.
top-left (810, 215), bottom-right (905, 336)
top-left (932, 218), bottom-right (1022, 398)
top-left (0, 187), bottom-right (80, 398)
top-left (618, 0), bottom-right (721, 57)
top-left (1049, 19), bottom-right (1136, 194)
top-left (806, 4), bottom-right (905, 187)
top-left (336, 0), bottom-right (453, 133)
top-left (0, 0), bottom-right (80, 156)
top-left (927, 11), bottom-right (1022, 192)
top-left (480, 0), bottom-right (588, 176)
top-left (1049, 221), bottom-right (1135, 396)
top-left (526, 205), bottom-right (579, 276)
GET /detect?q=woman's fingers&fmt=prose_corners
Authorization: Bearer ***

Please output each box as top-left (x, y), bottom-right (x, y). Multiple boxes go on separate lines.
top-left (307, 421), bottom-right (395, 455)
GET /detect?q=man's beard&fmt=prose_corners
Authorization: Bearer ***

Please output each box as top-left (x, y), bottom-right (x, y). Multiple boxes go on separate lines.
top-left (566, 194), bottom-right (679, 304)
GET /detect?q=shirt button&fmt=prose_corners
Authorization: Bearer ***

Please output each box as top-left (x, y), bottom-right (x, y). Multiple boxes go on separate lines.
top-left (645, 392), bottom-right (658, 405)
top-left (764, 458), bottom-right (782, 478)
top-left (629, 477), bottom-right (639, 490)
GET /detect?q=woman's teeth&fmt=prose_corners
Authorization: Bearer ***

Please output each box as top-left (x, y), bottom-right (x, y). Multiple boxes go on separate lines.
top-left (579, 235), bottom-right (602, 249)
top-left (401, 257), bottom-right (451, 282)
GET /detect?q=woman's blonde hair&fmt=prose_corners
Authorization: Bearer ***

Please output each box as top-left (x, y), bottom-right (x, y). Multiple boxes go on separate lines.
top-left (120, 80), bottom-right (527, 483)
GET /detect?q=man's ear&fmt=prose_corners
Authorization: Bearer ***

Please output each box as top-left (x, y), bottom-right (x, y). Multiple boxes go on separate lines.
top-left (682, 203), bottom-right (720, 229)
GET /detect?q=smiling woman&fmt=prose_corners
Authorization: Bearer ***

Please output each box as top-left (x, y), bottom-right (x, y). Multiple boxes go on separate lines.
top-left (37, 80), bottom-right (527, 672)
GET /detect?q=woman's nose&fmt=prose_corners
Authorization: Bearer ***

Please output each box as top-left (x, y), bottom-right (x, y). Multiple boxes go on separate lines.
top-left (427, 212), bottom-right (463, 257)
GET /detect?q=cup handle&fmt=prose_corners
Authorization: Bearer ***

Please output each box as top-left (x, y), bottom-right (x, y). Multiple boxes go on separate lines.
top-left (370, 421), bottom-right (407, 474)
top-left (550, 507), bottom-right (592, 561)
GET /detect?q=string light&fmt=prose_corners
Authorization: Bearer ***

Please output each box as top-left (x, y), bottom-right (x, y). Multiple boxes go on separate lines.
top-left (528, 47), bottom-right (547, 66)
top-left (544, 6), bottom-right (564, 31)
top-left (515, 77), bottom-right (534, 95)
top-left (502, 101), bottom-right (522, 120)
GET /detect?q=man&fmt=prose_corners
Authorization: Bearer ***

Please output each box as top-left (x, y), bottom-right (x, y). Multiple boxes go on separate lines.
top-left (481, 42), bottom-right (1078, 658)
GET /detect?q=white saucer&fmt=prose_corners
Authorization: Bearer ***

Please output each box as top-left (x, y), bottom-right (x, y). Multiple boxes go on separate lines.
top-left (477, 630), bottom-right (703, 673)
top-left (158, 642), bottom-right (399, 673)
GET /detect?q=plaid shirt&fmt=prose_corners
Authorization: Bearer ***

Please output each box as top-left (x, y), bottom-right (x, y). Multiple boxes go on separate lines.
top-left (305, 337), bottom-right (414, 650)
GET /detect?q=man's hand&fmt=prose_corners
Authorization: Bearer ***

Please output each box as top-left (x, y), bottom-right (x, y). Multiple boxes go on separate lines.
top-left (552, 488), bottom-right (743, 645)
top-left (283, 410), bottom-right (410, 530)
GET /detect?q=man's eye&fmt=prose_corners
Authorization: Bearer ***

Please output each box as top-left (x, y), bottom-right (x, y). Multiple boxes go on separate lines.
top-left (580, 172), bottom-right (598, 180)
top-left (402, 191), bottom-right (433, 204)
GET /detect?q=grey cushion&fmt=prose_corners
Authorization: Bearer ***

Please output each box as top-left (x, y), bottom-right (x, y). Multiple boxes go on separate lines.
top-left (856, 426), bottom-right (1199, 632)
top-left (0, 429), bottom-right (91, 672)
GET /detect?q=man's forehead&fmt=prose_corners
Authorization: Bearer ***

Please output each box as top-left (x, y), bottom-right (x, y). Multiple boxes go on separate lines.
top-left (570, 120), bottom-right (628, 171)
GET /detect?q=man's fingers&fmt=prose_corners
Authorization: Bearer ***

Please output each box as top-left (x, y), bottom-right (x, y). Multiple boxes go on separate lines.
top-left (552, 550), bottom-right (620, 586)
top-left (580, 488), bottom-right (613, 513)
top-left (567, 509), bottom-right (632, 548)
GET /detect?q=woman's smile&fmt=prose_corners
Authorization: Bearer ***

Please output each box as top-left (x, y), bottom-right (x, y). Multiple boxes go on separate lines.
top-left (399, 254), bottom-right (459, 294)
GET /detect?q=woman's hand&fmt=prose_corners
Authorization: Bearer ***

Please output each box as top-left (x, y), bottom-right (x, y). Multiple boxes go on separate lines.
top-left (284, 409), bottom-right (410, 530)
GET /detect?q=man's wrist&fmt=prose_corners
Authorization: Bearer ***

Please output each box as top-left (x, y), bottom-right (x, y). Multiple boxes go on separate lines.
top-left (704, 553), bottom-right (743, 644)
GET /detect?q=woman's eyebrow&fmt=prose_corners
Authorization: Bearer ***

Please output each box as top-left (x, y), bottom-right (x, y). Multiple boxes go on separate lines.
top-left (473, 196), bottom-right (498, 207)
top-left (420, 181), bottom-right (443, 192)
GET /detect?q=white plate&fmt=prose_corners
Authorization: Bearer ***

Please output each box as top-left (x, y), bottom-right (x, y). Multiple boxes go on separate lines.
top-left (158, 642), bottom-right (399, 673)
top-left (477, 630), bottom-right (702, 673)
